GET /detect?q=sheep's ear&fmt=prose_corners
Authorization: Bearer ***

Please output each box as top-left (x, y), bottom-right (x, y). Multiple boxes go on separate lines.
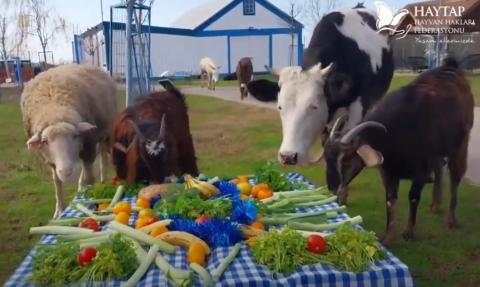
top-left (77, 122), bottom-right (97, 133)
top-left (27, 133), bottom-right (42, 150)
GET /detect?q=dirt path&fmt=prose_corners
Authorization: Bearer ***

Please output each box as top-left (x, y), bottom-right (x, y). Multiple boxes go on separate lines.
top-left (183, 86), bottom-right (480, 185)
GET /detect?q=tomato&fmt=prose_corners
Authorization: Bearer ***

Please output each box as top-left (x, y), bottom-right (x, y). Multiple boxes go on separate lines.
top-left (188, 242), bottom-right (207, 266)
top-left (150, 225), bottom-right (168, 237)
top-left (195, 215), bottom-right (212, 224)
top-left (252, 183), bottom-right (270, 198)
top-left (146, 217), bottom-right (158, 225)
top-left (257, 189), bottom-right (273, 200)
top-left (78, 247), bottom-right (97, 266)
top-left (78, 218), bottom-right (100, 232)
top-left (307, 235), bottom-right (327, 254)
top-left (138, 208), bottom-right (154, 219)
top-left (112, 176), bottom-right (122, 186)
top-left (97, 202), bottom-right (110, 212)
top-left (115, 211), bottom-right (130, 225)
top-left (113, 202), bottom-right (132, 215)
top-left (136, 197), bottom-right (150, 209)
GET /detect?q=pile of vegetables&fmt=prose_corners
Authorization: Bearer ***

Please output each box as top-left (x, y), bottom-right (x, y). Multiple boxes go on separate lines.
top-left (28, 234), bottom-right (138, 287)
top-left (250, 225), bottom-right (385, 274)
top-left (25, 169), bottom-right (391, 286)
top-left (254, 161), bottom-right (308, 191)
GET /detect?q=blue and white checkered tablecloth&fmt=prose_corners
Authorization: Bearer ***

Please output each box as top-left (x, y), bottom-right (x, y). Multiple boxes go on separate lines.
top-left (5, 173), bottom-right (415, 287)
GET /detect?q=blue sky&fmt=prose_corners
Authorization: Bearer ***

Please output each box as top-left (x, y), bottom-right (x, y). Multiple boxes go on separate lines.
top-left (25, 0), bottom-right (414, 63)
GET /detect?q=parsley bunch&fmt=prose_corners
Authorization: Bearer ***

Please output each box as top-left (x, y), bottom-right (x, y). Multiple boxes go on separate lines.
top-left (254, 161), bottom-right (309, 191)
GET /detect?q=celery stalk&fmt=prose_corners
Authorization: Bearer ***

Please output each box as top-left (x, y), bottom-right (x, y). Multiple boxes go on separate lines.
top-left (124, 245), bottom-right (159, 287)
top-left (29, 226), bottom-right (94, 235)
top-left (58, 231), bottom-right (116, 241)
top-left (190, 263), bottom-right (213, 287)
top-left (155, 253), bottom-right (195, 286)
top-left (107, 185), bottom-right (125, 209)
top-left (293, 196), bottom-right (338, 208)
top-left (288, 215), bottom-right (363, 231)
top-left (212, 243), bottom-right (241, 282)
top-left (108, 221), bottom-right (176, 253)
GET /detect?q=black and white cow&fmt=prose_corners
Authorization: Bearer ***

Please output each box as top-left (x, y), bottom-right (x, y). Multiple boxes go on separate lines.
top-left (247, 6), bottom-right (394, 166)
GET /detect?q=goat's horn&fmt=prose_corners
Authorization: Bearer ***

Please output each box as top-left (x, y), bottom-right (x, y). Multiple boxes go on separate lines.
top-left (158, 114), bottom-right (166, 139)
top-left (127, 119), bottom-right (145, 141)
top-left (329, 114), bottom-right (349, 139)
top-left (340, 121), bottom-right (386, 144)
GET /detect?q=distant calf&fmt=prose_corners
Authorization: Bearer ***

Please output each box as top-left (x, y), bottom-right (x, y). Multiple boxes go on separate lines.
top-left (112, 86), bottom-right (198, 184)
top-left (200, 57), bottom-right (220, 90)
top-left (324, 58), bottom-right (474, 245)
top-left (21, 64), bottom-right (117, 218)
top-left (236, 57), bottom-right (253, 100)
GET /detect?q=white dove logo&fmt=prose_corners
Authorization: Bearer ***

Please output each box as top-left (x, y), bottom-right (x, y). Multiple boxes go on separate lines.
top-left (375, 1), bottom-right (412, 39)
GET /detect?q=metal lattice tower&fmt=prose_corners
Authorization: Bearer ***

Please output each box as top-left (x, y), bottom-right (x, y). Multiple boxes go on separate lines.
top-left (109, 0), bottom-right (152, 106)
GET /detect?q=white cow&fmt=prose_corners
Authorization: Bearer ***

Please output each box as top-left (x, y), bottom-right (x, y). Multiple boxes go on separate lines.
top-left (200, 57), bottom-right (220, 90)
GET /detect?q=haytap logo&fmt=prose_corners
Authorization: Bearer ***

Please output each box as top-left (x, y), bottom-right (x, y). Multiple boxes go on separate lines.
top-left (375, 1), bottom-right (411, 39)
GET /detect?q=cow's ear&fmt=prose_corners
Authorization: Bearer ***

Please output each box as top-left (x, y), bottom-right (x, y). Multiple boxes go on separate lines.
top-left (356, 144), bottom-right (383, 167)
top-left (247, 80), bottom-right (279, 102)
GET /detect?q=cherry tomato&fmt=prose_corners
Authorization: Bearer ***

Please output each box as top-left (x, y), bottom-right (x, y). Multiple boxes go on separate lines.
top-left (78, 218), bottom-right (99, 232)
top-left (78, 247), bottom-right (97, 266)
top-left (195, 215), bottom-right (212, 224)
top-left (113, 202), bottom-right (132, 215)
top-left (115, 211), bottom-right (130, 225)
top-left (307, 235), bottom-right (327, 254)
top-left (136, 197), bottom-right (150, 209)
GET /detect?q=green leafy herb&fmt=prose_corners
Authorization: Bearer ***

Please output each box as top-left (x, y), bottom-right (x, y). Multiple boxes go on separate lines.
top-left (319, 224), bottom-right (386, 272)
top-left (154, 190), bottom-right (232, 219)
top-left (254, 161), bottom-right (309, 192)
top-left (28, 235), bottom-right (138, 286)
top-left (251, 228), bottom-right (325, 274)
top-left (84, 183), bottom-right (144, 199)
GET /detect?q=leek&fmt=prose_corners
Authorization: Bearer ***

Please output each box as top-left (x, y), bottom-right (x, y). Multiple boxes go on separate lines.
top-left (288, 215), bottom-right (363, 231)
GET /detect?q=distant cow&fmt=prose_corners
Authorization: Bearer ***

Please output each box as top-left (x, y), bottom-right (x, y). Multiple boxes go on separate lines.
top-left (112, 86), bottom-right (199, 184)
top-left (236, 57), bottom-right (253, 100)
top-left (324, 58), bottom-right (474, 245)
top-left (247, 7), bottom-right (393, 166)
top-left (200, 57), bottom-right (220, 90)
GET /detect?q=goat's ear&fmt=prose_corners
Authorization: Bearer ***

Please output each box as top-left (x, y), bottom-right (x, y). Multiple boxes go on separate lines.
top-left (77, 122), bottom-right (97, 133)
top-left (27, 133), bottom-right (42, 150)
top-left (356, 144), bottom-right (383, 168)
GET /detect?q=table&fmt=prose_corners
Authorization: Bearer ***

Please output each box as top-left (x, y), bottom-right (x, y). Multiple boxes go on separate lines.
top-left (5, 173), bottom-right (415, 287)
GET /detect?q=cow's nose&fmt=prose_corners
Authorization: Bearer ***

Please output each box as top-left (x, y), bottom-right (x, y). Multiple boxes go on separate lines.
top-left (58, 167), bottom-right (73, 179)
top-left (279, 152), bottom-right (298, 165)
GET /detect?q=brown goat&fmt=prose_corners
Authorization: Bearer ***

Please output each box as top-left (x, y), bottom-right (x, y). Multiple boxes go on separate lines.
top-left (112, 87), bottom-right (198, 184)
top-left (236, 57), bottom-right (253, 100)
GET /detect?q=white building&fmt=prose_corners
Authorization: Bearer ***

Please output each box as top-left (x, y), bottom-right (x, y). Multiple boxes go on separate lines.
top-left (74, 0), bottom-right (304, 78)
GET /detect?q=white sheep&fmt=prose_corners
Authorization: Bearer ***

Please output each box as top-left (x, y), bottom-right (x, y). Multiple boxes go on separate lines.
top-left (21, 64), bottom-right (118, 218)
top-left (200, 57), bottom-right (220, 90)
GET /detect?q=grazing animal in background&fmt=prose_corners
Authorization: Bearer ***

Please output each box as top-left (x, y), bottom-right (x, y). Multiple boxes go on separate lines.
top-left (200, 57), bottom-right (220, 90)
top-left (236, 57), bottom-right (253, 100)
top-left (323, 59), bottom-right (474, 245)
top-left (112, 86), bottom-right (198, 184)
top-left (21, 64), bottom-right (117, 218)
top-left (247, 6), bottom-right (393, 166)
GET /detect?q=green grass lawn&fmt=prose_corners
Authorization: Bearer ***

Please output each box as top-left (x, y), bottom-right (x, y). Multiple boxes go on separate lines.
top-left (1, 75), bottom-right (480, 286)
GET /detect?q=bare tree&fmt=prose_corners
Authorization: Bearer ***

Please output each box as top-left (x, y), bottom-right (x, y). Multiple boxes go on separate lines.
top-left (0, 0), bottom-right (28, 79)
top-left (26, 0), bottom-right (66, 70)
top-left (288, 0), bottom-right (302, 66)
top-left (84, 32), bottom-right (104, 65)
top-left (306, 0), bottom-right (341, 25)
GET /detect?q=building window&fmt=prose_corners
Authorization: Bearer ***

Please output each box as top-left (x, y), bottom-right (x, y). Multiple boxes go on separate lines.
top-left (243, 0), bottom-right (255, 15)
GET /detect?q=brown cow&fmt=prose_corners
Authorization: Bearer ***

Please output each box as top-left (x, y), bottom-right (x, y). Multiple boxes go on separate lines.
top-left (112, 86), bottom-right (198, 184)
top-left (236, 57), bottom-right (253, 100)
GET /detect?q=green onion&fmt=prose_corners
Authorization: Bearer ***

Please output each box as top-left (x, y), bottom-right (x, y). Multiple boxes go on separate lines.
top-left (293, 196), bottom-right (338, 208)
top-left (29, 226), bottom-right (94, 235)
top-left (212, 243), bottom-right (241, 282)
top-left (108, 221), bottom-right (176, 253)
top-left (263, 207), bottom-right (345, 225)
top-left (124, 245), bottom-right (159, 287)
top-left (190, 263), bottom-right (213, 287)
top-left (288, 215), bottom-right (363, 231)
top-left (108, 185), bottom-right (125, 209)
